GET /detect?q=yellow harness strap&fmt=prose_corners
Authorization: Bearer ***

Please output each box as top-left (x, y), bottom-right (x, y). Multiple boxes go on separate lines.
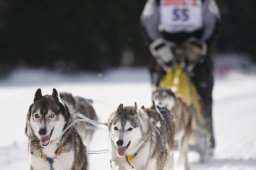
top-left (125, 153), bottom-right (137, 169)
top-left (55, 145), bottom-right (64, 156)
top-left (126, 154), bottom-right (135, 164)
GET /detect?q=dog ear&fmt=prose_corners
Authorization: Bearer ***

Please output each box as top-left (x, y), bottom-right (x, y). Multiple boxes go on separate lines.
top-left (52, 88), bottom-right (59, 101)
top-left (134, 102), bottom-right (137, 111)
top-left (166, 88), bottom-right (176, 99)
top-left (117, 103), bottom-right (123, 113)
top-left (34, 88), bottom-right (42, 102)
top-left (151, 100), bottom-right (157, 110)
top-left (152, 100), bottom-right (156, 107)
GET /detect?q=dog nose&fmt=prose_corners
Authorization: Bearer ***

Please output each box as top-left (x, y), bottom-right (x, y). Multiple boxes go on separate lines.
top-left (39, 128), bottom-right (47, 136)
top-left (116, 140), bottom-right (123, 146)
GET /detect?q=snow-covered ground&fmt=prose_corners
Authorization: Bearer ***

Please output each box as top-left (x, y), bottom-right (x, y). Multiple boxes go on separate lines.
top-left (0, 66), bottom-right (256, 170)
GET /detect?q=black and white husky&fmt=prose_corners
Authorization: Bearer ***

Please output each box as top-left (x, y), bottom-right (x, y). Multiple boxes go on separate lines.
top-left (108, 103), bottom-right (175, 170)
top-left (25, 88), bottom-right (88, 170)
top-left (152, 87), bottom-right (193, 170)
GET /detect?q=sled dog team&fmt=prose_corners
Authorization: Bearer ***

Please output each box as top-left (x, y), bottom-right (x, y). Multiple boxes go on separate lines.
top-left (26, 88), bottom-right (193, 170)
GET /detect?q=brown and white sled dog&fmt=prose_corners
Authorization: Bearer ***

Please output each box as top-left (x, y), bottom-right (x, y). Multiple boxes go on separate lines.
top-left (107, 103), bottom-right (175, 170)
top-left (152, 87), bottom-right (192, 170)
top-left (25, 88), bottom-right (87, 170)
top-left (59, 92), bottom-right (98, 146)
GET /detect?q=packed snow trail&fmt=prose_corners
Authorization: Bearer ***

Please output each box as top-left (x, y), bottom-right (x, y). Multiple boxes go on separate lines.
top-left (0, 68), bottom-right (256, 170)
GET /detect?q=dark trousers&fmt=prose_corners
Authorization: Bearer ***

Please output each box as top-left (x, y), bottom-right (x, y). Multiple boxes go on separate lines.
top-left (191, 52), bottom-right (215, 148)
top-left (191, 52), bottom-right (213, 121)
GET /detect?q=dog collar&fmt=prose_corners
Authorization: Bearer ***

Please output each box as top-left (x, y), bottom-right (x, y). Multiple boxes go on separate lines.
top-left (125, 153), bottom-right (137, 169)
top-left (40, 145), bottom-right (65, 170)
top-left (47, 157), bottom-right (54, 170)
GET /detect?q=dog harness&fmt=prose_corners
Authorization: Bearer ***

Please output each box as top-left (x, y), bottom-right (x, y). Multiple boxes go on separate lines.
top-left (40, 145), bottom-right (64, 170)
top-left (125, 153), bottom-right (137, 169)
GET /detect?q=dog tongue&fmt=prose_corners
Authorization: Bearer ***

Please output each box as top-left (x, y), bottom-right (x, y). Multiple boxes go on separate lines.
top-left (117, 147), bottom-right (127, 156)
top-left (40, 135), bottom-right (50, 146)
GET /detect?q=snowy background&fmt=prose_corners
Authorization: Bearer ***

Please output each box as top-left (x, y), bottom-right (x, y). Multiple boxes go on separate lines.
top-left (0, 55), bottom-right (256, 170)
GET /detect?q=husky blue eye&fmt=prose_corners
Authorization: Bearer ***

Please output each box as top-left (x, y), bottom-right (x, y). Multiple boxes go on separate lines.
top-left (114, 127), bottom-right (118, 131)
top-left (127, 127), bottom-right (133, 131)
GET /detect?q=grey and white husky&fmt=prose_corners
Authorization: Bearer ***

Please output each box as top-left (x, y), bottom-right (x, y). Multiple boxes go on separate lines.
top-left (25, 88), bottom-right (88, 170)
top-left (59, 92), bottom-right (98, 146)
top-left (152, 87), bottom-right (192, 170)
top-left (107, 103), bottom-right (175, 170)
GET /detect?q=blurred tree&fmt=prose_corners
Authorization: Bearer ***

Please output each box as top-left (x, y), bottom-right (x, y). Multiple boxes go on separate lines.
top-left (0, 0), bottom-right (148, 71)
top-left (216, 0), bottom-right (256, 60)
top-left (0, 0), bottom-right (255, 72)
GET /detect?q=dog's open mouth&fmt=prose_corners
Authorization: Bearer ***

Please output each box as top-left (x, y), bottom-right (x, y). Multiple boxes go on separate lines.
top-left (40, 128), bottom-right (54, 147)
top-left (117, 141), bottom-right (131, 157)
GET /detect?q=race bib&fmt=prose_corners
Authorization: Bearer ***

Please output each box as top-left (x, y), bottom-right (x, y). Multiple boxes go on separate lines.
top-left (160, 0), bottom-right (203, 33)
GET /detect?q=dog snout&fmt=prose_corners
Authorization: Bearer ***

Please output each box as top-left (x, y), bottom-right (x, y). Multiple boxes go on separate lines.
top-left (158, 101), bottom-right (163, 105)
top-left (39, 128), bottom-right (47, 136)
top-left (116, 140), bottom-right (123, 146)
